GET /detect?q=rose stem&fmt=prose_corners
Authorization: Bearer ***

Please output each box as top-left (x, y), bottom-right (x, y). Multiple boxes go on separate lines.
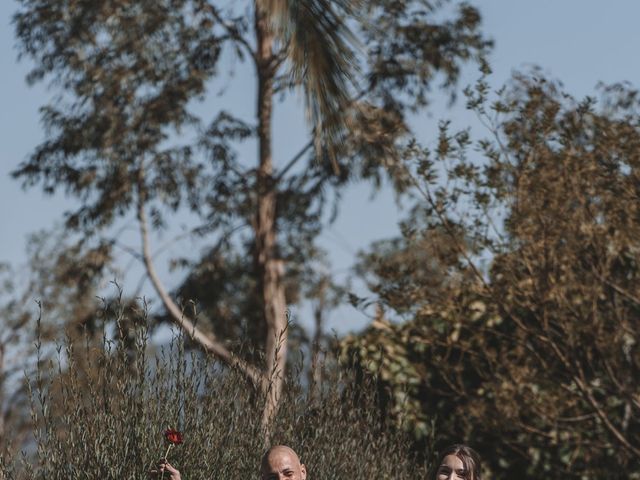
top-left (160, 444), bottom-right (173, 480)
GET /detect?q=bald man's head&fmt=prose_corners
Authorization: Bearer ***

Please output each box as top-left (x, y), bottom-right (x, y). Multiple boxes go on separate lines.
top-left (261, 446), bottom-right (307, 480)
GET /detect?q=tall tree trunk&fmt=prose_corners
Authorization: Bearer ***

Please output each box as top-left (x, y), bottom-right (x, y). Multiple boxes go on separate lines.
top-left (0, 343), bottom-right (4, 445)
top-left (254, 3), bottom-right (288, 438)
top-left (308, 299), bottom-right (325, 401)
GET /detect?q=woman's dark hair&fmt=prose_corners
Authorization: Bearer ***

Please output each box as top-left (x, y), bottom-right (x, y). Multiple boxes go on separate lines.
top-left (433, 444), bottom-right (482, 480)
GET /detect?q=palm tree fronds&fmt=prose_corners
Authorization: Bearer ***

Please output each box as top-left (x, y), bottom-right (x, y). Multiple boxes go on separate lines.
top-left (263, 0), bottom-right (362, 172)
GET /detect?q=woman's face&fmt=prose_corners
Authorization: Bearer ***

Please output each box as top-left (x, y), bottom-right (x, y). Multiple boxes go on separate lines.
top-left (436, 454), bottom-right (468, 480)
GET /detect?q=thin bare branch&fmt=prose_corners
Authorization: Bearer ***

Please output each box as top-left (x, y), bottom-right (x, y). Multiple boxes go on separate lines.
top-left (275, 140), bottom-right (313, 182)
top-left (136, 183), bottom-right (263, 389)
top-left (572, 366), bottom-right (640, 458)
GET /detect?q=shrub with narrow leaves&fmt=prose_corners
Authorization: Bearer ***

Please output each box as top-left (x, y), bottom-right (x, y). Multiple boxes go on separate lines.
top-left (1, 300), bottom-right (421, 480)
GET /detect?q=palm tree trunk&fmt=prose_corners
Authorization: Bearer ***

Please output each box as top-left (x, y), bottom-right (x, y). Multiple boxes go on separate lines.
top-left (254, 2), bottom-right (288, 439)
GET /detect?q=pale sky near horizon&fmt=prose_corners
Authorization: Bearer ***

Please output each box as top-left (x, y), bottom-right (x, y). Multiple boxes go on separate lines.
top-left (3, 1), bottom-right (640, 333)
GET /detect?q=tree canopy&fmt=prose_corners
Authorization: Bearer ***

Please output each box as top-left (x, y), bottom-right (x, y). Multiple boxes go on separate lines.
top-left (11, 0), bottom-right (489, 436)
top-left (342, 74), bottom-right (640, 478)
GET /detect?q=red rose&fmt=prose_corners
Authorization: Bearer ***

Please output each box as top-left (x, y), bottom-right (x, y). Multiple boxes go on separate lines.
top-left (164, 428), bottom-right (183, 445)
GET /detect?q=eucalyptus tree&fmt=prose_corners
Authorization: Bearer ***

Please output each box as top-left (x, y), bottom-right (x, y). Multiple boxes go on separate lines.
top-left (12, 0), bottom-right (489, 432)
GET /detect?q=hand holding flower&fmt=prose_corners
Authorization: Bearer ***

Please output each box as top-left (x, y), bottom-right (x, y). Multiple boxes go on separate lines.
top-left (149, 459), bottom-right (181, 480)
top-left (149, 428), bottom-right (183, 480)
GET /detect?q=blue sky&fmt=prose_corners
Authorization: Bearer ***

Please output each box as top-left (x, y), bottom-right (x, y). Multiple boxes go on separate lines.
top-left (2, 1), bottom-right (640, 331)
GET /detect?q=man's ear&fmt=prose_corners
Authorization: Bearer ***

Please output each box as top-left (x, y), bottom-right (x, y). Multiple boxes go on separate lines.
top-left (300, 464), bottom-right (307, 480)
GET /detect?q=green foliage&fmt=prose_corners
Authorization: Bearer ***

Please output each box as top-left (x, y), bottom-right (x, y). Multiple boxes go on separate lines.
top-left (344, 73), bottom-right (640, 479)
top-left (1, 298), bottom-right (420, 480)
